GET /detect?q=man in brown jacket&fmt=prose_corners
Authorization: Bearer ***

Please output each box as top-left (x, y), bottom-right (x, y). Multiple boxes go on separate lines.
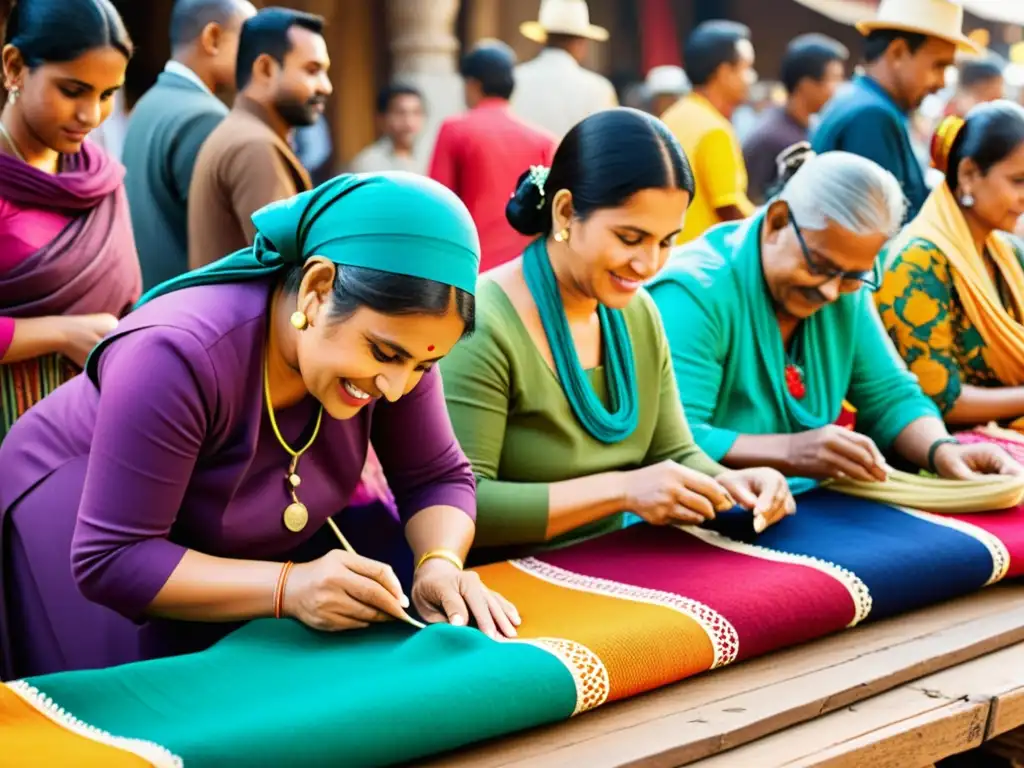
top-left (188, 7), bottom-right (331, 268)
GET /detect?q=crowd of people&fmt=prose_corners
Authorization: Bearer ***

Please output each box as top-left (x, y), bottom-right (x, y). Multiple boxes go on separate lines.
top-left (3, 0), bottom-right (1024, 758)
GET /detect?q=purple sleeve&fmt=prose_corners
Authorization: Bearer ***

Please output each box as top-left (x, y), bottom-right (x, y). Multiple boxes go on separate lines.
top-left (0, 317), bottom-right (13, 359)
top-left (370, 367), bottom-right (476, 523)
top-left (71, 328), bottom-right (216, 621)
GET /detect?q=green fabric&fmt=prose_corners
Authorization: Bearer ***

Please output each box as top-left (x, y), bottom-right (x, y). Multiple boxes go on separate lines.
top-left (29, 620), bottom-right (577, 767)
top-left (141, 171), bottom-right (481, 304)
top-left (440, 279), bottom-right (724, 556)
top-left (647, 212), bottom-right (940, 494)
top-left (523, 238), bottom-right (638, 443)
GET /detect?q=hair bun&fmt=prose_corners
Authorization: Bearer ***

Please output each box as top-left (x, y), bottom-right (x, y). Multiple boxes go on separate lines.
top-left (505, 165), bottom-right (550, 236)
top-left (931, 116), bottom-right (965, 173)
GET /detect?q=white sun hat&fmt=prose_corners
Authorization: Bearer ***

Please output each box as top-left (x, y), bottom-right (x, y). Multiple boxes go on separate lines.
top-left (520, 0), bottom-right (609, 44)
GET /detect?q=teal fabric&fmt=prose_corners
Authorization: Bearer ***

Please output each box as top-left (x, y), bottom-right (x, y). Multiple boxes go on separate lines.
top-left (522, 238), bottom-right (639, 443)
top-left (647, 212), bottom-right (940, 493)
top-left (29, 620), bottom-right (577, 767)
top-left (811, 75), bottom-right (926, 222)
top-left (140, 171), bottom-right (481, 304)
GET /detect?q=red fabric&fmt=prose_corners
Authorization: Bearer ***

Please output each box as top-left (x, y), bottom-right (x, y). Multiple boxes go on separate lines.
top-left (639, 0), bottom-right (681, 73)
top-left (428, 99), bottom-right (556, 273)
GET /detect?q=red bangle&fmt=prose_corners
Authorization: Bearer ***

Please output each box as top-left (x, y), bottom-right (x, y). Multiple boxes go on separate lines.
top-left (273, 561), bottom-right (294, 619)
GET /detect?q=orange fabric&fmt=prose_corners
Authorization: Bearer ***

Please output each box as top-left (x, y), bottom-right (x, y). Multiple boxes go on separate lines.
top-left (0, 685), bottom-right (152, 767)
top-left (475, 561), bottom-right (716, 699)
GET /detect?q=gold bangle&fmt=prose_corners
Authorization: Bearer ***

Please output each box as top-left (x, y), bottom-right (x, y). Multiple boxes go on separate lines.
top-left (416, 549), bottom-right (464, 572)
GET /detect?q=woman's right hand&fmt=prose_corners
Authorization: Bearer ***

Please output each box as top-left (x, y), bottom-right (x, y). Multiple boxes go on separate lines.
top-left (623, 460), bottom-right (736, 526)
top-left (786, 425), bottom-right (890, 482)
top-left (282, 549), bottom-right (410, 632)
top-left (59, 313), bottom-right (119, 366)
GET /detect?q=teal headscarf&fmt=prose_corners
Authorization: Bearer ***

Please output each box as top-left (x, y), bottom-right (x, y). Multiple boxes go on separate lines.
top-left (139, 171), bottom-right (481, 307)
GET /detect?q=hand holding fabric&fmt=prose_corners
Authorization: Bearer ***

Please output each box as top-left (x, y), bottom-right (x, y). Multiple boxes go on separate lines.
top-left (932, 442), bottom-right (1024, 479)
top-left (786, 425), bottom-right (891, 482)
top-left (623, 460), bottom-right (735, 526)
top-left (412, 559), bottom-right (520, 639)
top-left (282, 550), bottom-right (410, 631)
top-left (716, 467), bottom-right (796, 532)
top-left (59, 313), bottom-right (119, 366)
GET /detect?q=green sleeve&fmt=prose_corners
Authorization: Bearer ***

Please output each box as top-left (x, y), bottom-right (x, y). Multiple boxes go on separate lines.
top-left (638, 290), bottom-right (726, 475)
top-left (439, 306), bottom-right (550, 548)
top-left (646, 278), bottom-right (738, 463)
top-left (848, 292), bottom-right (941, 449)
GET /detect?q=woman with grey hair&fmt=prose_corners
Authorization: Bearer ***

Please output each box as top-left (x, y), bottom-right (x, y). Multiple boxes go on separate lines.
top-left (648, 150), bottom-right (1020, 497)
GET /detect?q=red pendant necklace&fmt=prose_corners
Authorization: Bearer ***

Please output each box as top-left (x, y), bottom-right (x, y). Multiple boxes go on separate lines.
top-left (784, 361), bottom-right (806, 399)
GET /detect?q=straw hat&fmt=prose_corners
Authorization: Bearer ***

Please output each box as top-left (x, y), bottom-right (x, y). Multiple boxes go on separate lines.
top-left (856, 0), bottom-right (980, 54)
top-left (520, 0), bottom-right (609, 44)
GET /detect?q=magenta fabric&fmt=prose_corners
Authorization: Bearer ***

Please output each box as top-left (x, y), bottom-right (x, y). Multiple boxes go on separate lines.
top-left (0, 198), bottom-right (71, 268)
top-left (541, 524), bottom-right (857, 660)
top-left (0, 199), bottom-right (72, 357)
top-left (0, 141), bottom-right (140, 359)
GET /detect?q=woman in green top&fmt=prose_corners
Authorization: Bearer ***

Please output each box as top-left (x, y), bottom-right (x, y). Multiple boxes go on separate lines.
top-left (647, 150), bottom-right (1020, 494)
top-left (440, 108), bottom-right (793, 563)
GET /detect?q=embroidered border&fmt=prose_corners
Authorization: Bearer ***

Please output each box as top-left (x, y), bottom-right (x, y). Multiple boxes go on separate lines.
top-left (680, 527), bottom-right (873, 627)
top-left (7, 680), bottom-right (183, 767)
top-left (896, 507), bottom-right (1011, 585)
top-left (511, 558), bottom-right (740, 668)
top-left (519, 637), bottom-right (610, 715)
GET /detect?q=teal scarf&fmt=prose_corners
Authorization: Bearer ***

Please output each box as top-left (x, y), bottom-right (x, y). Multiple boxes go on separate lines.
top-left (86, 172), bottom-right (480, 378)
top-left (522, 238), bottom-right (638, 443)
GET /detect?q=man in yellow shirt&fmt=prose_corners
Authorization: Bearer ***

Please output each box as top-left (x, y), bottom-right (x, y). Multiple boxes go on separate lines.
top-left (662, 21), bottom-right (757, 243)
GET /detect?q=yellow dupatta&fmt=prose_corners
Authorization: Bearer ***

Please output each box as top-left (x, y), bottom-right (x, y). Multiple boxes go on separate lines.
top-left (886, 183), bottom-right (1024, 386)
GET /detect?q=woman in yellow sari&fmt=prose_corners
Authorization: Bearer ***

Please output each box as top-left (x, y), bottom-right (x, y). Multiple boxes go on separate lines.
top-left (876, 101), bottom-right (1024, 427)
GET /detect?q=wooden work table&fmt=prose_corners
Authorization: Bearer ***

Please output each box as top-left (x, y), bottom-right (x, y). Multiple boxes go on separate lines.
top-left (424, 584), bottom-right (1024, 767)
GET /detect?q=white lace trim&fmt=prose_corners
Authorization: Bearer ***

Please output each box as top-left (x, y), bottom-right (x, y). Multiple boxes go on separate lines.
top-left (896, 507), bottom-right (1011, 585)
top-left (680, 526), bottom-right (873, 627)
top-left (518, 637), bottom-right (610, 715)
top-left (7, 680), bottom-right (182, 767)
top-left (511, 558), bottom-right (740, 668)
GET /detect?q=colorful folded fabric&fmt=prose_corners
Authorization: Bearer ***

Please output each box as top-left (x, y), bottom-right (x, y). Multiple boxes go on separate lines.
top-left (3, 437), bottom-right (1023, 766)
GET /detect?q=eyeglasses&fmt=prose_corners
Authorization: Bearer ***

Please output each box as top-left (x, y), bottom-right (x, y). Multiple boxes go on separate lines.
top-left (789, 210), bottom-right (881, 292)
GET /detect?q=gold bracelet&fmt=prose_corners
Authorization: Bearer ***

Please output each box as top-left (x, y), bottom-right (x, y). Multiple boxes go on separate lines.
top-left (416, 549), bottom-right (465, 572)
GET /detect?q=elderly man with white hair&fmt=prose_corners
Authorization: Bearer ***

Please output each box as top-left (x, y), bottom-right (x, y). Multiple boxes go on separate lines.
top-left (648, 151), bottom-right (1020, 495)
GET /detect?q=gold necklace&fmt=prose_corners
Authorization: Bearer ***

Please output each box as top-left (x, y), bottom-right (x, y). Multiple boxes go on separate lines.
top-left (0, 119), bottom-right (26, 162)
top-left (264, 351), bottom-right (324, 532)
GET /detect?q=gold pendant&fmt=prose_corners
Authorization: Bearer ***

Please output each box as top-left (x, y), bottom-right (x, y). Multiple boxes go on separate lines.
top-left (283, 502), bottom-right (309, 533)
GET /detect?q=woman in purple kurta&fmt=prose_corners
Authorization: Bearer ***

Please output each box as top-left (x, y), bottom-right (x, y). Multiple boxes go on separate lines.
top-left (0, 0), bottom-right (141, 438)
top-left (0, 172), bottom-right (519, 680)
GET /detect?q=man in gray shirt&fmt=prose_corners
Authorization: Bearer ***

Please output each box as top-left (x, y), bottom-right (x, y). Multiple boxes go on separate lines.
top-left (742, 34), bottom-right (848, 203)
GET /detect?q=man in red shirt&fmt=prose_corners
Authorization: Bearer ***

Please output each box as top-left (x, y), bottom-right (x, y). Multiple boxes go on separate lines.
top-left (429, 41), bottom-right (556, 272)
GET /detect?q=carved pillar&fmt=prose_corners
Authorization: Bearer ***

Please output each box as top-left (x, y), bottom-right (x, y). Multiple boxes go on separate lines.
top-left (387, 0), bottom-right (464, 168)
top-left (466, 0), bottom-right (502, 45)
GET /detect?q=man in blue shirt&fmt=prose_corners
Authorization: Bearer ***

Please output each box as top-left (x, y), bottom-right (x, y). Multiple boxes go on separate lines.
top-left (812, 0), bottom-right (977, 221)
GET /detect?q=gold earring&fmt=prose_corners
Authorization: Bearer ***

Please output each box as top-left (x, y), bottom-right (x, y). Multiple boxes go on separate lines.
top-left (290, 311), bottom-right (308, 331)
top-left (554, 228), bottom-right (569, 243)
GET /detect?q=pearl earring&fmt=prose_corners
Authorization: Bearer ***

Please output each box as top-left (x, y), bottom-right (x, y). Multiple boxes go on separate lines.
top-left (554, 228), bottom-right (569, 243)
top-left (6, 87), bottom-right (19, 105)
top-left (290, 311), bottom-right (309, 331)
top-left (960, 193), bottom-right (975, 208)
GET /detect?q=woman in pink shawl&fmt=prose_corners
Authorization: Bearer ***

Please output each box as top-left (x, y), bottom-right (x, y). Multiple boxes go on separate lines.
top-left (0, 0), bottom-right (141, 439)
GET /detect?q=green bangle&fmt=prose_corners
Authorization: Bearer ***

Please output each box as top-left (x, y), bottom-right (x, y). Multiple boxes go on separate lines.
top-left (927, 437), bottom-right (959, 474)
